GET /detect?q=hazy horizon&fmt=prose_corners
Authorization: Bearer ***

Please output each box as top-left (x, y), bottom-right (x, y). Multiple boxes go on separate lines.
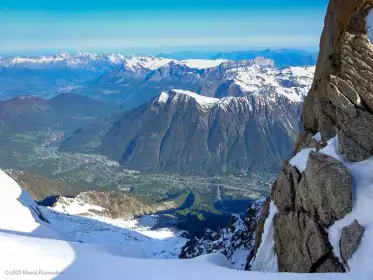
top-left (0, 46), bottom-right (320, 58)
top-left (1, 0), bottom-right (328, 55)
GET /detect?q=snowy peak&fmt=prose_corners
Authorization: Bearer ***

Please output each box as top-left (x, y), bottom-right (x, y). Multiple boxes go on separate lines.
top-left (177, 59), bottom-right (227, 69)
top-left (225, 64), bottom-right (315, 102)
top-left (123, 56), bottom-right (174, 72)
top-left (156, 89), bottom-right (219, 108)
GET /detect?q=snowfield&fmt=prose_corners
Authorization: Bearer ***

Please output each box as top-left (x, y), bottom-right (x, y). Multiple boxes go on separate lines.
top-left (0, 169), bottom-right (373, 279)
top-left (178, 59), bottom-right (227, 69)
top-left (227, 65), bottom-right (315, 103)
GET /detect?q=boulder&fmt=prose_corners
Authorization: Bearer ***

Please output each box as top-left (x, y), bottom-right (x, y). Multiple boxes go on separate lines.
top-left (274, 212), bottom-right (343, 272)
top-left (296, 152), bottom-right (353, 227)
top-left (272, 162), bottom-right (300, 212)
top-left (340, 220), bottom-right (365, 263)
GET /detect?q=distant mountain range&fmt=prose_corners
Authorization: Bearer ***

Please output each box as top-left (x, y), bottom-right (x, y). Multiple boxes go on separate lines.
top-left (0, 54), bottom-right (315, 176)
top-left (0, 53), bottom-right (125, 100)
top-left (0, 51), bottom-right (316, 108)
top-left (158, 49), bottom-right (318, 68)
top-left (77, 56), bottom-right (314, 110)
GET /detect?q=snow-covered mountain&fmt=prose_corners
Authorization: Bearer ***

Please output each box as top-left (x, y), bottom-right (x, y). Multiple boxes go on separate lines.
top-left (75, 55), bottom-right (314, 109)
top-left (61, 87), bottom-right (301, 174)
top-left (0, 53), bottom-right (127, 100)
top-left (0, 52), bottom-right (125, 68)
top-left (0, 52), bottom-right (314, 109)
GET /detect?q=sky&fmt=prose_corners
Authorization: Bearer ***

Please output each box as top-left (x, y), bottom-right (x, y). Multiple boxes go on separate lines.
top-left (0, 0), bottom-right (329, 55)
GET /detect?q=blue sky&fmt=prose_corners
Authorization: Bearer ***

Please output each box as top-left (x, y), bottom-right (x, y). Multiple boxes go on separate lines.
top-left (1, 0), bottom-right (328, 55)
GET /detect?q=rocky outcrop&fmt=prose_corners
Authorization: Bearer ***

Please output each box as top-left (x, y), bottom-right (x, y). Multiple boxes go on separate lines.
top-left (295, 152), bottom-right (352, 227)
top-left (270, 153), bottom-right (350, 272)
top-left (251, 0), bottom-right (373, 273)
top-left (44, 191), bottom-right (172, 220)
top-left (340, 220), bottom-right (365, 263)
top-left (179, 200), bottom-right (263, 270)
top-left (274, 212), bottom-right (343, 273)
top-left (271, 162), bottom-right (300, 213)
top-left (299, 0), bottom-right (373, 162)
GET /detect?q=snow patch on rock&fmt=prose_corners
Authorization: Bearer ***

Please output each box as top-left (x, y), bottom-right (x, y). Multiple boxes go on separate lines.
top-left (172, 89), bottom-right (219, 106)
top-left (252, 201), bottom-right (279, 272)
top-left (52, 196), bottom-right (107, 216)
top-left (319, 137), bottom-right (373, 273)
top-left (157, 91), bottom-right (170, 103)
top-left (289, 148), bottom-right (316, 172)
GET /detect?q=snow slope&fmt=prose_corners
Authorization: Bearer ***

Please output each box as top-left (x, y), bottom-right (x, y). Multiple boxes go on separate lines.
top-left (1, 230), bottom-right (370, 280)
top-left (39, 205), bottom-right (186, 259)
top-left (0, 169), bottom-right (372, 279)
top-left (251, 202), bottom-right (279, 272)
top-left (0, 170), bottom-right (71, 241)
top-left (225, 65), bottom-right (315, 102)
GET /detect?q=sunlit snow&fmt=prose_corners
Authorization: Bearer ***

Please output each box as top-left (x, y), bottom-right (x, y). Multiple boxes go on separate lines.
top-left (178, 59), bottom-right (226, 69)
top-left (0, 169), bottom-right (372, 279)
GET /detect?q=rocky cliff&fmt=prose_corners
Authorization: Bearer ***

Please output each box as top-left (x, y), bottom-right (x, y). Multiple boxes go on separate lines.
top-left (298, 0), bottom-right (373, 160)
top-left (253, 0), bottom-right (373, 273)
top-left (180, 200), bottom-right (264, 270)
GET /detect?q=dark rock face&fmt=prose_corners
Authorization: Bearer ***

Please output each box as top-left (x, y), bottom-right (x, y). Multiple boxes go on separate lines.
top-left (340, 220), bottom-right (365, 263)
top-left (179, 200), bottom-right (264, 270)
top-left (272, 162), bottom-right (300, 212)
top-left (274, 212), bottom-right (343, 273)
top-left (296, 152), bottom-right (353, 227)
top-left (260, 152), bottom-right (352, 272)
top-left (62, 90), bottom-right (300, 175)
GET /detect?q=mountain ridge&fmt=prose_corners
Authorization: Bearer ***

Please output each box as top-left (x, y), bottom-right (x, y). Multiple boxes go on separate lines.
top-left (61, 88), bottom-right (302, 175)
